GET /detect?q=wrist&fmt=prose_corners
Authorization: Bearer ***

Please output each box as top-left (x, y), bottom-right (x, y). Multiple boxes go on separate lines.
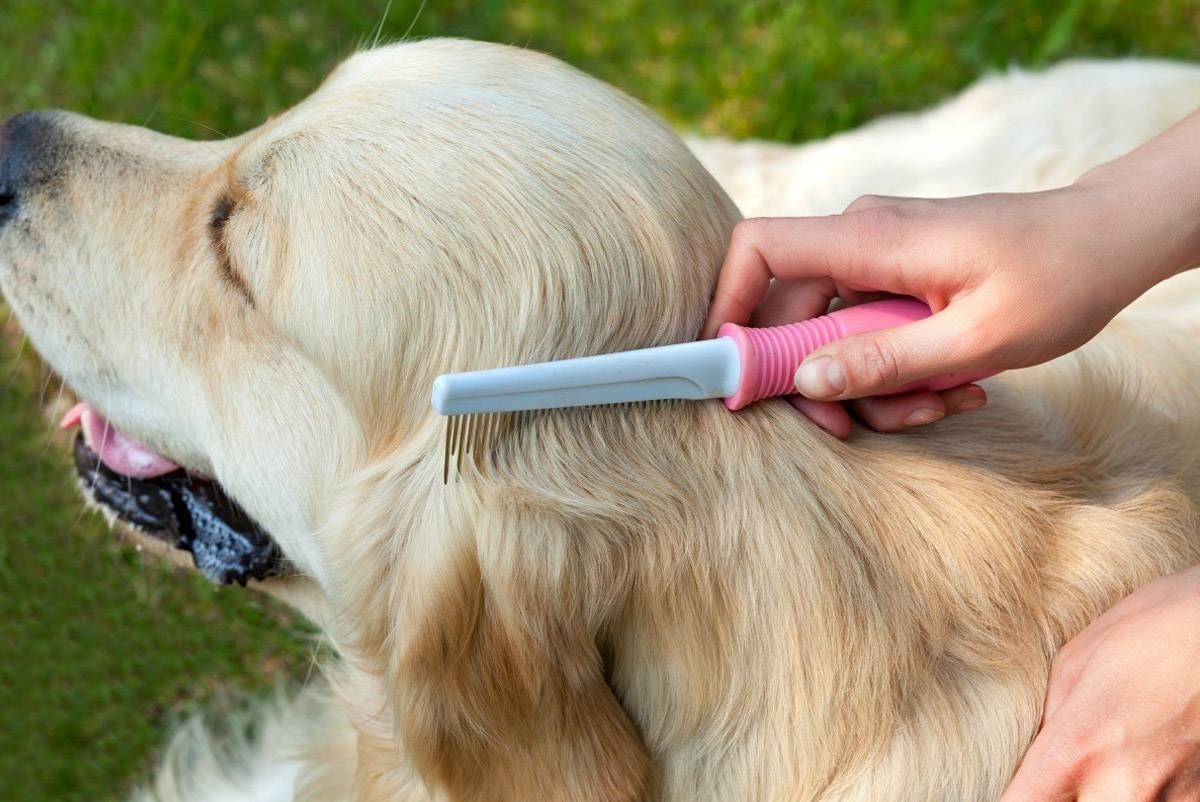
top-left (1075, 112), bottom-right (1200, 282)
top-left (1074, 162), bottom-right (1200, 288)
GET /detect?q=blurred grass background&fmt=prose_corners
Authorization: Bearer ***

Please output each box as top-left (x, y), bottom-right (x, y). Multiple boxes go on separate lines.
top-left (0, 1), bottom-right (1197, 799)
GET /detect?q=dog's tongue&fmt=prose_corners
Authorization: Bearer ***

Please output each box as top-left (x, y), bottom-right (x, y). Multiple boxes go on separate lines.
top-left (59, 402), bottom-right (179, 479)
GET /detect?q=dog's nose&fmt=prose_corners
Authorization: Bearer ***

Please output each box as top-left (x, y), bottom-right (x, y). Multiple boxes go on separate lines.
top-left (0, 178), bottom-right (14, 228)
top-left (0, 127), bottom-right (16, 229)
top-left (0, 111), bottom-right (61, 228)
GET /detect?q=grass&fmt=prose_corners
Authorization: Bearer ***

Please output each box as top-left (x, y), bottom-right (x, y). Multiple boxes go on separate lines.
top-left (0, 2), bottom-right (1197, 800)
top-left (0, 343), bottom-right (321, 799)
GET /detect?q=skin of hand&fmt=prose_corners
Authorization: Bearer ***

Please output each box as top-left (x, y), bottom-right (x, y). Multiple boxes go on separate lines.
top-left (702, 111), bottom-right (1200, 438)
top-left (999, 567), bottom-right (1200, 801)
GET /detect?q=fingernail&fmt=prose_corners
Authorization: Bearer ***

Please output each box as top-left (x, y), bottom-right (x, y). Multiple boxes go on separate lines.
top-left (795, 357), bottom-right (847, 399)
top-left (958, 397), bottom-right (986, 412)
top-left (904, 408), bottom-right (944, 427)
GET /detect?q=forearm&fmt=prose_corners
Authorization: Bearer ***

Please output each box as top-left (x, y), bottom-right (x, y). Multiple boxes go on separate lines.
top-left (1076, 109), bottom-right (1200, 286)
top-left (703, 107), bottom-right (1200, 427)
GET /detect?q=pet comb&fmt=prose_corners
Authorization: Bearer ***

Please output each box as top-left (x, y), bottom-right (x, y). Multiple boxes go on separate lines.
top-left (432, 297), bottom-right (988, 481)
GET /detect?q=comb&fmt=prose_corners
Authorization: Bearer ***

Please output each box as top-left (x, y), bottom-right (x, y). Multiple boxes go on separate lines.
top-left (432, 297), bottom-right (990, 482)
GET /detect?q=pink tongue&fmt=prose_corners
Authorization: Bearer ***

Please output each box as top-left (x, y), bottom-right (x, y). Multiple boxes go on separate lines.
top-left (59, 402), bottom-right (179, 479)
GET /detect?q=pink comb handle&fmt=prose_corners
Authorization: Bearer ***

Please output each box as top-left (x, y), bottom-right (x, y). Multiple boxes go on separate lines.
top-left (717, 298), bottom-right (992, 410)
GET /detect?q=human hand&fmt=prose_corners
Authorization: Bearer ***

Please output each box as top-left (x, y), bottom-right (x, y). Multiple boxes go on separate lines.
top-left (999, 567), bottom-right (1200, 801)
top-left (702, 110), bottom-right (1200, 438)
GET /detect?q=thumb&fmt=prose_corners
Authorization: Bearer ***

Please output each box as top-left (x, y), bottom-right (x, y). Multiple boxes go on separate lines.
top-left (794, 303), bottom-right (983, 400)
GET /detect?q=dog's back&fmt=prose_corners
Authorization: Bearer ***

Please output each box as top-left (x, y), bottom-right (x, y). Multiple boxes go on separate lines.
top-left (538, 59), bottom-right (1200, 800)
top-left (543, 295), bottom-right (1200, 800)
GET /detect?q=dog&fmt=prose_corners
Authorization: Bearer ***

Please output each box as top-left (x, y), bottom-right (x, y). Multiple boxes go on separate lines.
top-left (3, 39), bottom-right (1200, 802)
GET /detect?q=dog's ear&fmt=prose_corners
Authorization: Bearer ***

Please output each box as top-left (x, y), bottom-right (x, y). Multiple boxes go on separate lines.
top-left (390, 499), bottom-right (649, 802)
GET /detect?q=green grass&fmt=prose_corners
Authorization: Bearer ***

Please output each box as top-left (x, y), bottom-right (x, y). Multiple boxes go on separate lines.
top-left (0, 2), bottom-right (1197, 800)
top-left (0, 345), bottom-right (321, 800)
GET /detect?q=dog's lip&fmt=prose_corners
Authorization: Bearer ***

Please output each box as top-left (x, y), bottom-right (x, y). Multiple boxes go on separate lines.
top-left (60, 400), bottom-right (288, 585)
top-left (66, 420), bottom-right (288, 586)
top-left (59, 401), bottom-right (183, 479)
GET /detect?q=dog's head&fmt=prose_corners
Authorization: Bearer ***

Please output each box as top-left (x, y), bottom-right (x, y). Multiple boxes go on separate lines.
top-left (1, 38), bottom-right (739, 798)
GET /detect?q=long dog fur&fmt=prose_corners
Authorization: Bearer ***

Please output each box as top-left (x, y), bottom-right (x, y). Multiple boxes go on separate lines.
top-left (3, 40), bottom-right (1200, 802)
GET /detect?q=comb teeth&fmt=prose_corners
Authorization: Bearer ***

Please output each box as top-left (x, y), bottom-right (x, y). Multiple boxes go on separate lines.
top-left (443, 410), bottom-right (511, 484)
top-left (439, 399), bottom-right (682, 484)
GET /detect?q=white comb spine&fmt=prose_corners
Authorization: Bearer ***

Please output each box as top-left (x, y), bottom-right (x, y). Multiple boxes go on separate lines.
top-left (431, 338), bottom-right (740, 415)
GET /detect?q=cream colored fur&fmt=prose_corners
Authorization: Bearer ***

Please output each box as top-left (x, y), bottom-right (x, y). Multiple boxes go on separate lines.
top-left (3, 40), bottom-right (1200, 802)
top-left (131, 687), bottom-right (355, 802)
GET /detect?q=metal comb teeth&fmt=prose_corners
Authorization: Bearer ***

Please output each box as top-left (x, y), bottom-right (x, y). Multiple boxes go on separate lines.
top-left (439, 400), bottom-right (681, 484)
top-left (443, 410), bottom-right (515, 484)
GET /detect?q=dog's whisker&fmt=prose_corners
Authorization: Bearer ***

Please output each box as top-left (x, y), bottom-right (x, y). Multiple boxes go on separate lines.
top-left (399, 0), bottom-right (428, 42)
top-left (37, 366), bottom-right (53, 409)
top-left (3, 333), bottom-right (28, 390)
top-left (50, 374), bottom-right (67, 413)
top-left (300, 635), bottom-right (328, 691)
top-left (161, 115), bottom-right (227, 140)
top-left (37, 376), bottom-right (68, 458)
top-left (371, 0), bottom-right (394, 49)
top-left (140, 98), bottom-right (161, 128)
top-left (90, 373), bottom-right (116, 490)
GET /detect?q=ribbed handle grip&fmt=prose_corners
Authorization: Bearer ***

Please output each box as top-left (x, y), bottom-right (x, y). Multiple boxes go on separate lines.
top-left (716, 298), bottom-right (992, 410)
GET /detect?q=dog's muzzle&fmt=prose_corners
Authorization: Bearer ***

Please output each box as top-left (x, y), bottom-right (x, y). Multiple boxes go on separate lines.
top-left (72, 433), bottom-right (287, 586)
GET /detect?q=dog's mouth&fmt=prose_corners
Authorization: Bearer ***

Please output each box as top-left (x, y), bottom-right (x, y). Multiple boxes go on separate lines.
top-left (61, 402), bottom-right (286, 586)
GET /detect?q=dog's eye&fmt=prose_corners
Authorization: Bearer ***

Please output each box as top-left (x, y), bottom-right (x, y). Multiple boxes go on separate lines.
top-left (208, 195), bottom-right (254, 305)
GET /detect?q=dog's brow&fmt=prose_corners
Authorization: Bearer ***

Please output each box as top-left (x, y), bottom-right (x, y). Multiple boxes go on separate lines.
top-left (208, 194), bottom-right (255, 307)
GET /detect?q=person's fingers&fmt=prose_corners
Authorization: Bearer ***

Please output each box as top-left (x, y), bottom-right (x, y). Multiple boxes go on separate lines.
top-left (843, 193), bottom-right (909, 213)
top-left (787, 396), bottom-right (852, 439)
top-left (789, 386), bottom-right (986, 436)
top-left (702, 211), bottom-right (922, 337)
top-left (1075, 766), bottom-right (1146, 802)
top-left (940, 384), bottom-right (988, 416)
top-left (830, 286), bottom-right (894, 308)
top-left (773, 196), bottom-right (910, 317)
top-left (1160, 762), bottom-right (1200, 801)
top-left (1041, 627), bottom-right (1111, 727)
top-left (1042, 649), bottom-right (1085, 728)
top-left (750, 278), bottom-right (836, 328)
top-left (703, 218), bottom-right (779, 337)
top-left (848, 391), bottom-right (946, 432)
top-left (1041, 667), bottom-right (1074, 730)
top-left (997, 724), bottom-right (1081, 802)
top-left (835, 384), bottom-right (988, 434)
top-left (794, 300), bottom-right (987, 400)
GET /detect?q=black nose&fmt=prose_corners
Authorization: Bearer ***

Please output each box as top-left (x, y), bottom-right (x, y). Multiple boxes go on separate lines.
top-left (0, 151), bottom-right (15, 229)
top-left (0, 180), bottom-right (14, 227)
top-left (0, 111), bottom-right (62, 228)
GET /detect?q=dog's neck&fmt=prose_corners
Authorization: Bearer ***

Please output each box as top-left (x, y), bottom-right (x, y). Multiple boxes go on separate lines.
top-left (320, 398), bottom-right (901, 798)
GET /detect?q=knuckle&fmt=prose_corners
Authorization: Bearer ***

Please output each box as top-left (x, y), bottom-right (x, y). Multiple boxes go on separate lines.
top-left (845, 193), bottom-right (888, 213)
top-left (1115, 760), bottom-right (1164, 802)
top-left (846, 204), bottom-right (921, 255)
top-left (729, 217), bottom-right (767, 251)
top-left (853, 338), bottom-right (903, 389)
top-left (964, 223), bottom-right (1006, 255)
top-left (1047, 652), bottom-right (1070, 686)
top-left (854, 204), bottom-right (903, 236)
top-left (897, 197), bottom-right (941, 218)
top-left (1042, 728), bottom-right (1095, 786)
top-left (951, 322), bottom-right (1002, 366)
top-left (1053, 635), bottom-right (1082, 668)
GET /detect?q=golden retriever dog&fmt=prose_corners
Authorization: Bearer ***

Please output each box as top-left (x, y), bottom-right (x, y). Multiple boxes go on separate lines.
top-left (3, 39), bottom-right (1200, 802)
